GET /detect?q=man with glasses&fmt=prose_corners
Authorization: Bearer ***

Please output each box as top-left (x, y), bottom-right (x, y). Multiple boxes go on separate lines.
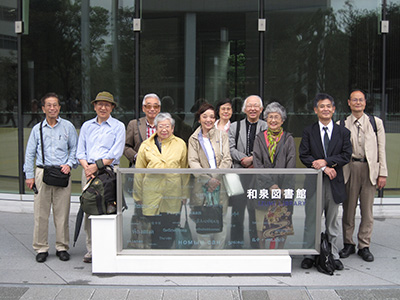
top-left (339, 89), bottom-right (387, 262)
top-left (124, 93), bottom-right (161, 166)
top-left (299, 93), bottom-right (352, 271)
top-left (228, 95), bottom-right (267, 249)
top-left (76, 91), bottom-right (125, 263)
top-left (24, 92), bottom-right (78, 263)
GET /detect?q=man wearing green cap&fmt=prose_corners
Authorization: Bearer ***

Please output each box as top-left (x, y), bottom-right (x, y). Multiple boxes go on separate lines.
top-left (76, 91), bottom-right (125, 263)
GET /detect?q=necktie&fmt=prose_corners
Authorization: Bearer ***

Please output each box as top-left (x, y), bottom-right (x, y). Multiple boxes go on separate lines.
top-left (356, 120), bottom-right (361, 135)
top-left (323, 127), bottom-right (330, 157)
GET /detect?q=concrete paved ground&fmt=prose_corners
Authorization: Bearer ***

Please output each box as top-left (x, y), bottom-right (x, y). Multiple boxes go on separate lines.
top-left (1, 201), bottom-right (400, 300)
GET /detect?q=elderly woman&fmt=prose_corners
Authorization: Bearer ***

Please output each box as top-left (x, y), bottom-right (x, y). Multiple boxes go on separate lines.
top-left (215, 98), bottom-right (233, 132)
top-left (133, 112), bottom-right (189, 249)
top-left (253, 102), bottom-right (296, 249)
top-left (188, 103), bottom-right (232, 249)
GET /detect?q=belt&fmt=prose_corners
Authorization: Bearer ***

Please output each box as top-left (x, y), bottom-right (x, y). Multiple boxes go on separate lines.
top-left (352, 157), bottom-right (367, 163)
top-left (36, 165), bottom-right (44, 169)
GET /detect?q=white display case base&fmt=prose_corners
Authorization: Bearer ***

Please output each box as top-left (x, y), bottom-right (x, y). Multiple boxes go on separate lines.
top-left (90, 215), bottom-right (292, 275)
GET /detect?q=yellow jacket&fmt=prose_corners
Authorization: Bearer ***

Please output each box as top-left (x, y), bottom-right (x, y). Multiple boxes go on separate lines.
top-left (133, 133), bottom-right (189, 216)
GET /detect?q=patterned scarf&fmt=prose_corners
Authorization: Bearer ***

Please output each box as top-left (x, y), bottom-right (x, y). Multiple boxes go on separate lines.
top-left (265, 127), bottom-right (283, 163)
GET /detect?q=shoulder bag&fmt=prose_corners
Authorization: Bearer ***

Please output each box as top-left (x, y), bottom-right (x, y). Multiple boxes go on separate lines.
top-left (40, 121), bottom-right (70, 187)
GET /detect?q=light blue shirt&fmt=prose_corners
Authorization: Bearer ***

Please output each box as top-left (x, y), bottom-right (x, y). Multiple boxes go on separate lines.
top-left (76, 115), bottom-right (126, 166)
top-left (24, 117), bottom-right (78, 179)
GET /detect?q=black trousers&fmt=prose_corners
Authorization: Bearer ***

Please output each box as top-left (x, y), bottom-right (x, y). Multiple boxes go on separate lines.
top-left (230, 174), bottom-right (258, 249)
top-left (145, 213), bottom-right (180, 249)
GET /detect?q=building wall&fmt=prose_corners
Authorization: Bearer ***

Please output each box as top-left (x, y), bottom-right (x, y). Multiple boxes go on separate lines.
top-left (0, 0), bottom-right (399, 197)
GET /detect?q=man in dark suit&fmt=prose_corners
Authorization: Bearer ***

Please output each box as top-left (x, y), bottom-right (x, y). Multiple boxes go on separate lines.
top-left (299, 93), bottom-right (352, 271)
top-left (124, 93), bottom-right (161, 165)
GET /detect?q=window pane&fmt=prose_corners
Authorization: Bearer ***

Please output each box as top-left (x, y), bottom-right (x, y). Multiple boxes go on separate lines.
top-left (0, 2), bottom-right (18, 193)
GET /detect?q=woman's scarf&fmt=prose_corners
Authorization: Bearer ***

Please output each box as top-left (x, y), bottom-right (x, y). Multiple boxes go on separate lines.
top-left (264, 127), bottom-right (283, 163)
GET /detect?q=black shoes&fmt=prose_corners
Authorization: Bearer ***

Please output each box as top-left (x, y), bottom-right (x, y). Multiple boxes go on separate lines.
top-left (36, 252), bottom-right (48, 263)
top-left (36, 251), bottom-right (70, 262)
top-left (340, 245), bottom-right (374, 262)
top-left (334, 259), bottom-right (344, 270)
top-left (358, 247), bottom-right (374, 262)
top-left (56, 250), bottom-right (70, 261)
top-left (301, 258), bottom-right (314, 269)
top-left (339, 244), bottom-right (356, 258)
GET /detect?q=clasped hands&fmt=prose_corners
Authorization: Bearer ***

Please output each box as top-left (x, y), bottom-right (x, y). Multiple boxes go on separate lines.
top-left (206, 177), bottom-right (221, 193)
top-left (312, 159), bottom-right (337, 180)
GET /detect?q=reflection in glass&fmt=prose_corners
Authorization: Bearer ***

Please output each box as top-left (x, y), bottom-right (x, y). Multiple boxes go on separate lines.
top-left (121, 169), bottom-right (319, 252)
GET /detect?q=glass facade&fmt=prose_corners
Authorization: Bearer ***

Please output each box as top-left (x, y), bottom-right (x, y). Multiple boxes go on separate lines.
top-left (0, 0), bottom-right (399, 196)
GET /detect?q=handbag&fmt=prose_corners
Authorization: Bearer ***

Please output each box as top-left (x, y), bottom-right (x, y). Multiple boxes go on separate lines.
top-left (39, 121), bottom-right (70, 187)
top-left (175, 204), bottom-right (193, 249)
top-left (223, 173), bottom-right (244, 197)
top-left (43, 166), bottom-right (70, 187)
top-left (217, 130), bottom-right (244, 197)
top-left (192, 186), bottom-right (223, 234)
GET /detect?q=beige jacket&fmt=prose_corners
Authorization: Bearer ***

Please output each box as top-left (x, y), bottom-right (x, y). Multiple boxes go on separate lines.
top-left (188, 127), bottom-right (232, 210)
top-left (340, 114), bottom-right (388, 185)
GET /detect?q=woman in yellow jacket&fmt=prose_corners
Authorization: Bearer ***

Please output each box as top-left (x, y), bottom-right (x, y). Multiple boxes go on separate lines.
top-left (188, 103), bottom-right (232, 249)
top-left (134, 112), bottom-right (189, 249)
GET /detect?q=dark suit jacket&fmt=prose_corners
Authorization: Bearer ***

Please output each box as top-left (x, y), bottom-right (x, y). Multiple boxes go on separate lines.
top-left (299, 121), bottom-right (352, 204)
top-left (124, 116), bottom-right (147, 164)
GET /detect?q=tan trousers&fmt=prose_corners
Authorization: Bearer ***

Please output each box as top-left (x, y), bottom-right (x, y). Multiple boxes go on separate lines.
top-left (342, 161), bottom-right (376, 249)
top-left (81, 170), bottom-right (92, 254)
top-left (33, 167), bottom-right (71, 253)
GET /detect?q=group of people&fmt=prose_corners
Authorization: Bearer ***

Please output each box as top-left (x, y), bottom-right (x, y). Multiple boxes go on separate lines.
top-left (24, 91), bottom-right (125, 263)
top-left (24, 89), bottom-right (387, 274)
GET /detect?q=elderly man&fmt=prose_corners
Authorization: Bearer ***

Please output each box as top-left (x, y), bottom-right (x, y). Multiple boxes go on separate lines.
top-left (299, 93), bottom-right (352, 271)
top-left (228, 95), bottom-right (268, 249)
top-left (24, 92), bottom-right (78, 263)
top-left (76, 91), bottom-right (125, 263)
top-left (339, 89), bottom-right (388, 262)
top-left (134, 112), bottom-right (189, 249)
top-left (124, 93), bottom-right (161, 165)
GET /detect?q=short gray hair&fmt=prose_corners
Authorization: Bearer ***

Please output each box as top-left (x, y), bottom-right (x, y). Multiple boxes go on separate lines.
top-left (142, 93), bottom-right (161, 106)
top-left (241, 95), bottom-right (264, 113)
top-left (263, 102), bottom-right (287, 122)
top-left (154, 112), bottom-right (175, 127)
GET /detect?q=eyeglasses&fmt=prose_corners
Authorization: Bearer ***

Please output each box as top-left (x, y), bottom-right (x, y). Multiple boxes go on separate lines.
top-left (44, 104), bottom-right (60, 108)
top-left (245, 104), bottom-right (261, 109)
top-left (144, 104), bottom-right (160, 110)
top-left (350, 98), bottom-right (365, 103)
top-left (157, 124), bottom-right (171, 129)
top-left (95, 102), bottom-right (112, 108)
top-left (267, 115), bottom-right (282, 121)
